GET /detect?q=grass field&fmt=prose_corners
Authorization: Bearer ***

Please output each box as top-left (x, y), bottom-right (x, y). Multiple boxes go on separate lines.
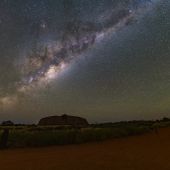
top-left (0, 119), bottom-right (170, 148)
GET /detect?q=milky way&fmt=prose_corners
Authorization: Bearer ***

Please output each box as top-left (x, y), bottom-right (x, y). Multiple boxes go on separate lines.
top-left (1, 0), bottom-right (169, 123)
top-left (17, 0), bottom-right (156, 93)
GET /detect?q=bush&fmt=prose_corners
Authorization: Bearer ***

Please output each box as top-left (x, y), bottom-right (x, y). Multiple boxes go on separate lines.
top-left (1, 119), bottom-right (169, 148)
top-left (5, 125), bottom-right (151, 148)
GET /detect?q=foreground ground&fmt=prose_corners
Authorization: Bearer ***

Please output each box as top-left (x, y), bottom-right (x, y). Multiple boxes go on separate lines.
top-left (0, 128), bottom-right (170, 170)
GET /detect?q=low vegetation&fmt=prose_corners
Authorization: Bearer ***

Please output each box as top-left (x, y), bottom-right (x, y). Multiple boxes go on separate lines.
top-left (0, 118), bottom-right (170, 148)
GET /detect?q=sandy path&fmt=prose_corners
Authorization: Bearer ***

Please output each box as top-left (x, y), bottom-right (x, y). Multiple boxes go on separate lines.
top-left (0, 128), bottom-right (170, 170)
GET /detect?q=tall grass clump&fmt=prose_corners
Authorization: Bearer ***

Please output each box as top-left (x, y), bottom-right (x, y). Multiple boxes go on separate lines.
top-left (6, 124), bottom-right (152, 148)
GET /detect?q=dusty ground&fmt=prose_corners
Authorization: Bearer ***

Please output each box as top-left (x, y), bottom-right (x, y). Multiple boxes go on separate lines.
top-left (0, 128), bottom-right (170, 170)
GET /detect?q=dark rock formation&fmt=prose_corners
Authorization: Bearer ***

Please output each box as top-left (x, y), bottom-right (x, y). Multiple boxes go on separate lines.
top-left (38, 114), bottom-right (89, 127)
top-left (1, 120), bottom-right (14, 126)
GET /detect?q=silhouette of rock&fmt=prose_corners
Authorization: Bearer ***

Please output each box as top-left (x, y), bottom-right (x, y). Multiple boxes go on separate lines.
top-left (38, 114), bottom-right (89, 127)
top-left (1, 120), bottom-right (14, 126)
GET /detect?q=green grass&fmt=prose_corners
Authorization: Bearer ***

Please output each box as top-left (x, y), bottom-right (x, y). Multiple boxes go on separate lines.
top-left (1, 126), bottom-right (151, 148)
top-left (0, 119), bottom-right (170, 148)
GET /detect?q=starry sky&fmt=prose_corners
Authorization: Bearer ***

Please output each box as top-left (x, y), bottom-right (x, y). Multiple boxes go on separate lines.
top-left (0, 0), bottom-right (170, 123)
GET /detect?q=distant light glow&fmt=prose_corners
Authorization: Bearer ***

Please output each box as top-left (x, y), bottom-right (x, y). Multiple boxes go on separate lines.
top-left (0, 96), bottom-right (18, 110)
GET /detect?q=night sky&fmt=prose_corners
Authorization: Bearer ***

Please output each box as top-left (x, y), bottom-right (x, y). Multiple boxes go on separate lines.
top-left (0, 0), bottom-right (170, 123)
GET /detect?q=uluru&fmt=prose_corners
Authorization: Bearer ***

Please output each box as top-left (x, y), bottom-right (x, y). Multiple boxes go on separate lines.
top-left (38, 114), bottom-right (89, 127)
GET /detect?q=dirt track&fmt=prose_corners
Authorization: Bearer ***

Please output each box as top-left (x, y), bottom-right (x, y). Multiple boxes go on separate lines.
top-left (0, 128), bottom-right (170, 170)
